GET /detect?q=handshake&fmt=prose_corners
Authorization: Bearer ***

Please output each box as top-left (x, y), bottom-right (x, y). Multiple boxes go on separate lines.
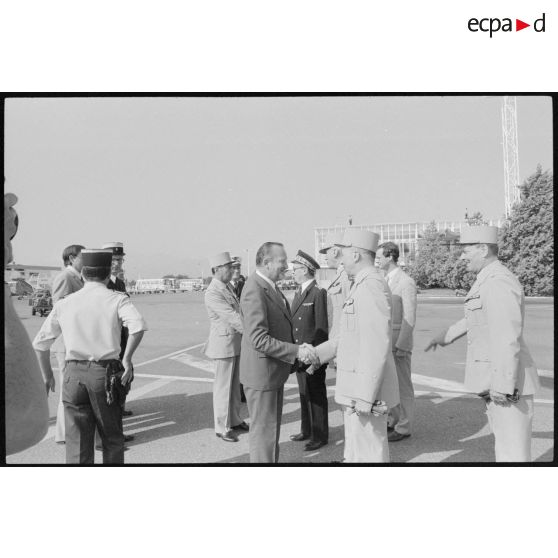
top-left (297, 343), bottom-right (321, 372)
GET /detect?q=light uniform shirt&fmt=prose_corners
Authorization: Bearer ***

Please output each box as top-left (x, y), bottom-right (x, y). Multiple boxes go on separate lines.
top-left (33, 281), bottom-right (147, 361)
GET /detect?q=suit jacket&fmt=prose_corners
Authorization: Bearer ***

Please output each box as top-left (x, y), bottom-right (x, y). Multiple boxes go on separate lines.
top-left (230, 276), bottom-right (245, 299)
top-left (291, 280), bottom-right (328, 371)
top-left (315, 266), bottom-right (399, 408)
top-left (239, 272), bottom-right (299, 390)
top-left (445, 260), bottom-right (539, 395)
top-left (387, 267), bottom-right (417, 352)
top-left (107, 275), bottom-right (128, 359)
top-left (51, 266), bottom-right (83, 303)
top-left (204, 277), bottom-right (243, 359)
top-left (50, 266), bottom-right (84, 353)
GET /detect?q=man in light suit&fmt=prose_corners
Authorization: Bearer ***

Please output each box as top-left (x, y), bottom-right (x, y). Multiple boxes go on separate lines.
top-left (50, 244), bottom-right (85, 443)
top-left (310, 230), bottom-right (400, 462)
top-left (239, 242), bottom-right (315, 463)
top-left (204, 251), bottom-right (248, 443)
top-left (426, 226), bottom-right (540, 462)
top-left (377, 242), bottom-right (417, 442)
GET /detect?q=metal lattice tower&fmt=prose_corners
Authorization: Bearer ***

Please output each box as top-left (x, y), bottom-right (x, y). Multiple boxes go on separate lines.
top-left (502, 96), bottom-right (521, 218)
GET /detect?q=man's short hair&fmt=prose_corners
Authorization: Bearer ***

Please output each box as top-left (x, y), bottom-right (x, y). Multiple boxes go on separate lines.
top-left (378, 241), bottom-right (399, 263)
top-left (255, 242), bottom-right (284, 266)
top-left (62, 244), bottom-right (85, 266)
top-left (81, 266), bottom-right (111, 281)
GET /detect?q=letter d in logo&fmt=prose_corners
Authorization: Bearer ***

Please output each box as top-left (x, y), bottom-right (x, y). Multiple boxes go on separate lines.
top-left (534, 13), bottom-right (546, 32)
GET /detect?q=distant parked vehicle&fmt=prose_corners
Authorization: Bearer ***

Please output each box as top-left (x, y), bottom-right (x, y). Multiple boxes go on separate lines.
top-left (30, 289), bottom-right (53, 317)
top-left (455, 289), bottom-right (467, 297)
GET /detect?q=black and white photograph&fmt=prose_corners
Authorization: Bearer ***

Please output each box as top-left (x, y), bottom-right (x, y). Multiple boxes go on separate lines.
top-left (4, 94), bottom-right (554, 465)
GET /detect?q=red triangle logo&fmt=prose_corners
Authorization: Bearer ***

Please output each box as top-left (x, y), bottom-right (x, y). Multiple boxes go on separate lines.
top-left (516, 19), bottom-right (530, 31)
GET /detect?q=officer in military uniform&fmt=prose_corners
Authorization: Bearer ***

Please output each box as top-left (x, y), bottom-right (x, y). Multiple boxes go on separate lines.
top-left (319, 232), bottom-right (351, 348)
top-left (426, 225), bottom-right (540, 462)
top-left (32, 249), bottom-right (147, 464)
top-left (102, 241), bottom-right (134, 420)
top-left (289, 250), bottom-right (329, 451)
top-left (311, 230), bottom-right (400, 462)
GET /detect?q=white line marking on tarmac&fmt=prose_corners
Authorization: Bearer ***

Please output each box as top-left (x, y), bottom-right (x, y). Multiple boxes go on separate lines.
top-left (135, 343), bottom-right (205, 368)
top-left (408, 450), bottom-right (462, 463)
top-left (125, 421), bottom-right (175, 435)
top-left (127, 379), bottom-right (171, 401)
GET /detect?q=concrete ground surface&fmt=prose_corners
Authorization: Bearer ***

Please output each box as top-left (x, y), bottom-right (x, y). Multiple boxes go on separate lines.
top-left (7, 292), bottom-right (554, 464)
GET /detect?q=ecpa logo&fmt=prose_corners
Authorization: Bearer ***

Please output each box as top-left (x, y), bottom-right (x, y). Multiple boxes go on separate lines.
top-left (468, 13), bottom-right (546, 37)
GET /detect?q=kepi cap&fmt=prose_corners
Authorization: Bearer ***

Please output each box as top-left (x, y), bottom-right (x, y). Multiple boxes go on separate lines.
top-left (102, 242), bottom-right (125, 256)
top-left (81, 249), bottom-right (113, 267)
top-left (291, 250), bottom-right (320, 272)
top-left (209, 251), bottom-right (235, 269)
top-left (336, 229), bottom-right (380, 253)
top-left (231, 256), bottom-right (242, 267)
top-left (459, 226), bottom-right (498, 245)
top-left (319, 231), bottom-right (344, 254)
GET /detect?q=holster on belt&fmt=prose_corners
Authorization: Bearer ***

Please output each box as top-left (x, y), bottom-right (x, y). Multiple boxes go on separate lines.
top-left (104, 360), bottom-right (130, 406)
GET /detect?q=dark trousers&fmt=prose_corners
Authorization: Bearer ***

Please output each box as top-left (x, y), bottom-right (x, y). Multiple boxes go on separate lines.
top-left (244, 386), bottom-right (284, 463)
top-left (62, 361), bottom-right (124, 464)
top-left (296, 367), bottom-right (329, 443)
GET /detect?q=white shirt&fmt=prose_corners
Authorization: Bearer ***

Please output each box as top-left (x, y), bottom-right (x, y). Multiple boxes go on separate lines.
top-left (386, 267), bottom-right (399, 287)
top-left (300, 278), bottom-right (314, 293)
top-left (33, 281), bottom-right (147, 361)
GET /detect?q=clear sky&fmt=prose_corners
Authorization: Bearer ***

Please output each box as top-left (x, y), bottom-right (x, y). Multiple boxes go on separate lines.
top-left (5, 96), bottom-right (553, 278)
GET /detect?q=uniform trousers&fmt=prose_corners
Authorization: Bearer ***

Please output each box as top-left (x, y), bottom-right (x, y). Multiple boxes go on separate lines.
top-left (54, 351), bottom-right (67, 442)
top-left (245, 386), bottom-right (284, 463)
top-left (62, 361), bottom-right (124, 464)
top-left (485, 395), bottom-right (534, 462)
top-left (387, 351), bottom-right (414, 435)
top-left (343, 405), bottom-right (390, 463)
top-left (296, 367), bottom-right (328, 443)
top-left (213, 355), bottom-right (242, 434)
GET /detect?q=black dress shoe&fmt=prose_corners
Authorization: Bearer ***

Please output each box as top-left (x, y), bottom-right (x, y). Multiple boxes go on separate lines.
top-left (216, 431), bottom-right (238, 443)
top-left (124, 434), bottom-right (135, 442)
top-left (304, 440), bottom-right (328, 451)
top-left (290, 433), bottom-right (310, 442)
top-left (232, 421), bottom-right (249, 432)
top-left (122, 409), bottom-right (133, 417)
top-left (388, 431), bottom-right (411, 442)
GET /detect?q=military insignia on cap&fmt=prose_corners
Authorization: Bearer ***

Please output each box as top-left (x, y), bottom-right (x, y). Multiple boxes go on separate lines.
top-left (291, 250), bottom-right (320, 272)
top-left (102, 241), bottom-right (125, 256)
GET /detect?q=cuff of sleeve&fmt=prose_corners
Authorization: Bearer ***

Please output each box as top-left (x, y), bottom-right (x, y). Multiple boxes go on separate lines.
top-left (126, 322), bottom-right (148, 335)
top-left (491, 375), bottom-right (516, 395)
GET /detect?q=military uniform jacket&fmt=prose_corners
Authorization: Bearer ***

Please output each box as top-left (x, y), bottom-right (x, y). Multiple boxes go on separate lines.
top-left (239, 272), bottom-right (299, 391)
top-left (388, 267), bottom-right (417, 352)
top-left (326, 267), bottom-right (350, 340)
top-left (107, 275), bottom-right (129, 359)
top-left (291, 279), bottom-right (328, 354)
top-left (315, 266), bottom-right (399, 408)
top-left (445, 260), bottom-right (539, 395)
top-left (203, 277), bottom-right (243, 359)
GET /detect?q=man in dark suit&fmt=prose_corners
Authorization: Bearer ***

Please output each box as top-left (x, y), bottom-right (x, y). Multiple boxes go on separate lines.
top-left (289, 250), bottom-right (329, 451)
top-left (239, 242), bottom-right (315, 463)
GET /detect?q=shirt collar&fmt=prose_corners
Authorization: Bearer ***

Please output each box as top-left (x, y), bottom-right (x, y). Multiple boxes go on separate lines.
top-left (256, 270), bottom-right (277, 290)
top-left (476, 259), bottom-right (500, 283)
top-left (83, 281), bottom-right (108, 289)
top-left (301, 278), bottom-right (314, 293)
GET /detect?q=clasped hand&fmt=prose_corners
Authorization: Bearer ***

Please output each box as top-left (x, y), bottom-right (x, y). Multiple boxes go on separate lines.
top-left (298, 343), bottom-right (320, 368)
